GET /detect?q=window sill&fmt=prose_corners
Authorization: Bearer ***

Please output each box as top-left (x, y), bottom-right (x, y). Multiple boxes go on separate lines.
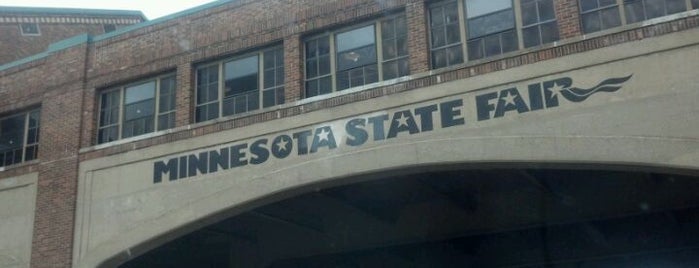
top-left (0, 159), bottom-right (39, 173)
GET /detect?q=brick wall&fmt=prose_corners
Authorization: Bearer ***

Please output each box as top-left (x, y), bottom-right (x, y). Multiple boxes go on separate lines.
top-left (0, 15), bottom-right (143, 65)
top-left (0, 0), bottom-right (697, 267)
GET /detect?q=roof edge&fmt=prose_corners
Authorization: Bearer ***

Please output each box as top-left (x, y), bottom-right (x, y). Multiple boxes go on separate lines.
top-left (0, 6), bottom-right (147, 20)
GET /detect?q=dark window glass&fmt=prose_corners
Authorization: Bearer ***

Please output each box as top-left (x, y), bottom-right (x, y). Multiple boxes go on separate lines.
top-left (157, 76), bottom-right (176, 131)
top-left (521, 0), bottom-right (559, 48)
top-left (624, 0), bottom-right (687, 24)
top-left (466, 0), bottom-right (518, 59)
top-left (0, 110), bottom-right (39, 164)
top-left (693, 0), bottom-right (699, 9)
top-left (430, 2), bottom-right (463, 68)
top-left (335, 26), bottom-right (378, 90)
top-left (381, 16), bottom-right (409, 80)
top-left (20, 23), bottom-right (39, 35)
top-left (122, 82), bottom-right (156, 138)
top-left (263, 48), bottom-right (285, 108)
top-left (103, 24), bottom-right (117, 33)
top-left (225, 56), bottom-right (258, 96)
top-left (580, 0), bottom-right (621, 33)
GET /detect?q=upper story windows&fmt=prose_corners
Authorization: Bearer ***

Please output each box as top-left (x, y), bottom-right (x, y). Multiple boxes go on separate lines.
top-left (98, 74), bottom-right (176, 144)
top-left (195, 47), bottom-right (285, 123)
top-left (580, 0), bottom-right (696, 34)
top-left (0, 109), bottom-right (40, 167)
top-left (20, 23), bottom-right (40, 36)
top-left (428, 0), bottom-right (559, 69)
top-left (304, 14), bottom-right (409, 98)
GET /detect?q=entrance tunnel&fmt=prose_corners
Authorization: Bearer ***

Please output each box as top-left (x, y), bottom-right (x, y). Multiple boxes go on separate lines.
top-left (119, 167), bottom-right (699, 267)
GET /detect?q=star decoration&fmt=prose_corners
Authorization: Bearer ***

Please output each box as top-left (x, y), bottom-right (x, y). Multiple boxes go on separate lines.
top-left (395, 113), bottom-right (409, 127)
top-left (501, 91), bottom-right (517, 106)
top-left (317, 128), bottom-right (330, 142)
top-left (549, 82), bottom-right (568, 97)
top-left (276, 137), bottom-right (289, 152)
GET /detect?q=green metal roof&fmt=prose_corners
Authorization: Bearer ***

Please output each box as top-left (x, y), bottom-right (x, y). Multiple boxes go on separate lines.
top-left (0, 6), bottom-right (147, 20)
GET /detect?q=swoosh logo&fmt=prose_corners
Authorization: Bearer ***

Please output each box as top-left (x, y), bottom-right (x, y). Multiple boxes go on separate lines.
top-left (560, 75), bottom-right (633, 102)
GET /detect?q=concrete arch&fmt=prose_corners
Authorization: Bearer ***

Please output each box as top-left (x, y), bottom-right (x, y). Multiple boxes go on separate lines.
top-left (79, 134), bottom-right (699, 268)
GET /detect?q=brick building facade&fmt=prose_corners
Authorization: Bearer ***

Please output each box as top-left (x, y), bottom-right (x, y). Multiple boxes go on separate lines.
top-left (1, 0), bottom-right (698, 267)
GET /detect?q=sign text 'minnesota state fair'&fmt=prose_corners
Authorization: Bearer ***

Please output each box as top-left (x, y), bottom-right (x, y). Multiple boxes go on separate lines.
top-left (153, 75), bottom-right (632, 184)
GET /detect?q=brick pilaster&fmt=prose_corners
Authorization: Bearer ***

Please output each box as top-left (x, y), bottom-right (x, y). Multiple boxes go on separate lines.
top-left (555, 0), bottom-right (583, 39)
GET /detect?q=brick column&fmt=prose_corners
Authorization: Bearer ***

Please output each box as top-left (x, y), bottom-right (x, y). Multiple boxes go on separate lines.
top-left (175, 62), bottom-right (193, 126)
top-left (406, 0), bottom-right (430, 74)
top-left (30, 46), bottom-right (88, 268)
top-left (555, 0), bottom-right (583, 39)
top-left (284, 34), bottom-right (303, 102)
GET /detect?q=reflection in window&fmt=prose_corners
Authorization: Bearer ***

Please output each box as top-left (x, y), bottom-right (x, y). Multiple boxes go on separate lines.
top-left (466, 0), bottom-right (518, 60)
top-left (0, 110), bottom-right (40, 167)
top-left (624, 0), bottom-right (688, 24)
top-left (430, 2), bottom-right (463, 68)
top-left (521, 0), bottom-right (559, 48)
top-left (304, 14), bottom-right (409, 98)
top-left (336, 26), bottom-right (378, 90)
top-left (98, 75), bottom-right (176, 144)
top-left (195, 47), bottom-right (284, 123)
top-left (580, 0), bottom-right (622, 33)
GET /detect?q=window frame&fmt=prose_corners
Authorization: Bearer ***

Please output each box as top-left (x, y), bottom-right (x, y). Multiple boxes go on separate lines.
top-left (303, 13), bottom-right (409, 98)
top-left (580, 0), bottom-right (693, 34)
top-left (97, 73), bottom-right (177, 144)
top-left (520, 0), bottom-right (560, 48)
top-left (194, 46), bottom-right (285, 123)
top-left (19, 22), bottom-right (40, 36)
top-left (428, 0), bottom-right (560, 69)
top-left (0, 109), bottom-right (40, 167)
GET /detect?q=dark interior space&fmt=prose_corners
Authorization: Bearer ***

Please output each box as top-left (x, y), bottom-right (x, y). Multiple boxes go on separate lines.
top-left (120, 168), bottom-right (699, 267)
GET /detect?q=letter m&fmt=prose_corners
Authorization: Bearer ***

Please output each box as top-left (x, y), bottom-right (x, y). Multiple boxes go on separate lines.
top-left (153, 158), bottom-right (178, 184)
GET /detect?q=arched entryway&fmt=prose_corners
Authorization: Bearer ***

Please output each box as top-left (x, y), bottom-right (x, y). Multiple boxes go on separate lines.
top-left (118, 166), bottom-right (699, 267)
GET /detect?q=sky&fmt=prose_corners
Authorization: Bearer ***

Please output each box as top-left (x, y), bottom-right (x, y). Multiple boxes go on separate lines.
top-left (0, 0), bottom-right (219, 20)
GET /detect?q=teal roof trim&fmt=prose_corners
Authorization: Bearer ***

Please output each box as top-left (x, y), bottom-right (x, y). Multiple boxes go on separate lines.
top-left (92, 0), bottom-right (235, 42)
top-left (0, 6), bottom-right (146, 20)
top-left (0, 34), bottom-right (91, 72)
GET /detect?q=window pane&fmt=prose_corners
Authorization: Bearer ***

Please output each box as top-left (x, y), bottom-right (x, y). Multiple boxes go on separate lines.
top-left (337, 71), bottom-right (350, 90)
top-left (264, 69), bottom-right (276, 88)
top-left (125, 82), bottom-right (155, 104)
top-left (447, 45), bottom-right (464, 66)
top-left (431, 27), bottom-right (446, 47)
top-left (430, 6), bottom-right (445, 27)
top-left (521, 1), bottom-right (538, 26)
top-left (263, 50), bottom-right (276, 69)
top-left (124, 99), bottom-right (155, 121)
top-left (263, 89), bottom-right (276, 108)
top-left (467, 9), bottom-right (515, 39)
top-left (319, 77), bottom-right (332, 95)
top-left (0, 115), bottom-right (25, 151)
top-left (484, 34), bottom-right (502, 57)
top-left (383, 39), bottom-right (397, 60)
top-left (157, 113), bottom-right (174, 131)
top-left (159, 77), bottom-right (176, 113)
top-left (318, 55), bottom-right (331, 76)
top-left (99, 91), bottom-right (119, 126)
top-left (599, 0), bottom-right (617, 7)
top-left (395, 16), bottom-right (407, 35)
top-left (601, 7), bottom-right (622, 30)
top-left (693, 0), bottom-right (699, 9)
top-left (225, 56), bottom-right (259, 97)
top-left (336, 26), bottom-right (377, 71)
top-left (580, 0), bottom-right (599, 11)
top-left (667, 0), bottom-right (687, 14)
top-left (98, 125), bottom-right (118, 144)
top-left (502, 30), bottom-right (518, 53)
top-left (625, 1), bottom-right (645, 23)
top-left (446, 24), bottom-right (461, 44)
top-left (24, 145), bottom-right (37, 161)
top-left (275, 87), bottom-right (285, 105)
top-left (467, 39), bottom-right (484, 60)
top-left (397, 37), bottom-right (408, 56)
top-left (582, 11), bottom-right (601, 33)
top-left (381, 19), bottom-right (395, 39)
top-left (538, 0), bottom-right (556, 21)
top-left (644, 0), bottom-right (666, 19)
top-left (466, 0), bottom-right (512, 18)
top-left (540, 21), bottom-right (560, 44)
top-left (306, 59), bottom-right (318, 78)
top-left (432, 49), bottom-right (447, 69)
top-left (383, 61), bottom-right (398, 80)
top-left (523, 26), bottom-right (541, 48)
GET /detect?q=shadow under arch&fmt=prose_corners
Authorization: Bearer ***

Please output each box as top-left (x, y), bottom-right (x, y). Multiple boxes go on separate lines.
top-left (102, 161), bottom-right (699, 268)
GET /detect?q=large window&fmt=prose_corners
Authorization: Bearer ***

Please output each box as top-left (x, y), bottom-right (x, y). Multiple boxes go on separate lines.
top-left (581, 0), bottom-right (693, 34)
top-left (521, 0), bottom-right (559, 48)
top-left (0, 109), bottom-right (40, 167)
top-left (429, 0), bottom-right (560, 69)
top-left (98, 74), bottom-right (176, 144)
top-left (195, 47), bottom-right (284, 122)
top-left (304, 14), bottom-right (408, 98)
